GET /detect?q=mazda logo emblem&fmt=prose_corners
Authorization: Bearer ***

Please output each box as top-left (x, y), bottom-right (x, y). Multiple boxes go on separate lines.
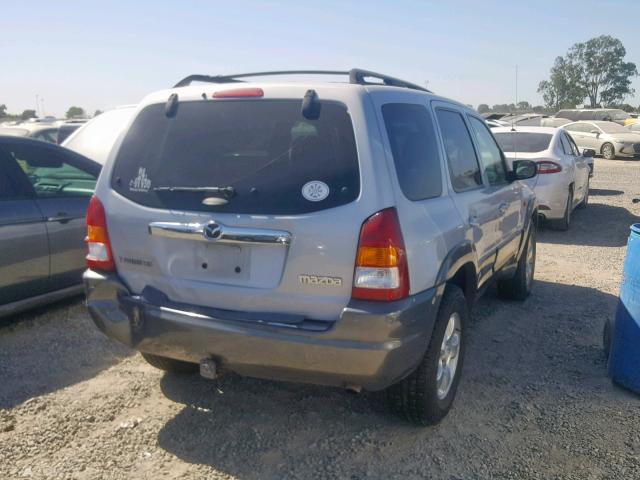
top-left (203, 222), bottom-right (222, 240)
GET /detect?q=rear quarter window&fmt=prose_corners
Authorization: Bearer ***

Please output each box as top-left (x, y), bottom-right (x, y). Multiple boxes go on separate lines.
top-left (110, 100), bottom-right (360, 215)
top-left (381, 103), bottom-right (442, 200)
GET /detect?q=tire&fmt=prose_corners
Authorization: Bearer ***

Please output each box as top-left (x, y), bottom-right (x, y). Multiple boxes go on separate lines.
top-left (577, 179), bottom-right (589, 209)
top-left (497, 222), bottom-right (536, 300)
top-left (141, 352), bottom-right (199, 373)
top-left (551, 187), bottom-right (573, 231)
top-left (386, 286), bottom-right (467, 426)
top-left (602, 143), bottom-right (616, 160)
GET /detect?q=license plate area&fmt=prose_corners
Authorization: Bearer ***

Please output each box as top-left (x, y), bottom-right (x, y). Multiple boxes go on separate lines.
top-left (170, 243), bottom-right (250, 283)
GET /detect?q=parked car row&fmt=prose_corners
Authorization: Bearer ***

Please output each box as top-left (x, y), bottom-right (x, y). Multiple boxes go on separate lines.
top-left (0, 118), bottom-right (88, 145)
top-left (0, 106), bottom-right (133, 316)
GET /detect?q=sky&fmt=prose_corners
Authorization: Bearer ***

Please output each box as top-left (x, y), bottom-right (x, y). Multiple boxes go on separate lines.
top-left (2, 0), bottom-right (639, 117)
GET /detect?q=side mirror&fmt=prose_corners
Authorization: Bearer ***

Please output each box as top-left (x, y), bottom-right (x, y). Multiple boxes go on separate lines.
top-left (590, 130), bottom-right (600, 137)
top-left (582, 148), bottom-right (596, 158)
top-left (507, 159), bottom-right (537, 182)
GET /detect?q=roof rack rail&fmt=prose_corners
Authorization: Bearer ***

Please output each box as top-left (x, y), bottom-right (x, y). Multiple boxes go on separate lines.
top-left (173, 69), bottom-right (431, 93)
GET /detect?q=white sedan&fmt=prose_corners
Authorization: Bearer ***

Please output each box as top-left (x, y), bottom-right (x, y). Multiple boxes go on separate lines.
top-left (493, 127), bottom-right (592, 230)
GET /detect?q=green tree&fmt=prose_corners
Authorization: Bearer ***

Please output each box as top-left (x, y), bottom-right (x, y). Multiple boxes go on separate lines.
top-left (66, 106), bottom-right (85, 119)
top-left (567, 35), bottom-right (638, 107)
top-left (607, 103), bottom-right (636, 112)
top-left (20, 109), bottom-right (37, 120)
top-left (0, 104), bottom-right (7, 117)
top-left (477, 104), bottom-right (490, 114)
top-left (537, 56), bottom-right (586, 111)
top-left (516, 101), bottom-right (532, 111)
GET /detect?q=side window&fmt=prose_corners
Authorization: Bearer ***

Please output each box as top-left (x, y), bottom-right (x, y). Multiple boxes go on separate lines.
top-left (0, 147), bottom-right (33, 200)
top-left (33, 129), bottom-right (59, 144)
top-left (559, 133), bottom-right (574, 155)
top-left (7, 144), bottom-right (97, 198)
top-left (381, 103), bottom-right (442, 200)
top-left (435, 109), bottom-right (483, 192)
top-left (567, 135), bottom-right (581, 156)
top-left (468, 116), bottom-right (507, 185)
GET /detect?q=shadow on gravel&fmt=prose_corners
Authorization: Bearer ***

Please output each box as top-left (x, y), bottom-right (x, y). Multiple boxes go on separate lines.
top-left (0, 297), bottom-right (131, 408)
top-left (589, 188), bottom-right (624, 196)
top-left (155, 280), bottom-right (626, 479)
top-left (539, 202), bottom-right (640, 247)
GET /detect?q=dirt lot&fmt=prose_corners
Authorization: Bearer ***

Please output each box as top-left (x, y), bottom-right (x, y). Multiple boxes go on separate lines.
top-left (2, 158), bottom-right (640, 480)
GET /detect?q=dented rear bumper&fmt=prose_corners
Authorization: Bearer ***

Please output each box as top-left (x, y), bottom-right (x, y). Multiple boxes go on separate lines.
top-left (83, 269), bottom-right (441, 391)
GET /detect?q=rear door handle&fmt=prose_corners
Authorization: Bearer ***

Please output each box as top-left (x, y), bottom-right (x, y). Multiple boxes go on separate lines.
top-left (47, 213), bottom-right (72, 224)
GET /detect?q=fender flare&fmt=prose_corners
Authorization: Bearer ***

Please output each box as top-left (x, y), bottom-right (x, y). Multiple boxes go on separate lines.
top-left (435, 241), bottom-right (478, 287)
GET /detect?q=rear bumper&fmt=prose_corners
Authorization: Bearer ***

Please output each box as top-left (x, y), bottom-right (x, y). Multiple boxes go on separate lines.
top-left (84, 269), bottom-right (441, 391)
top-left (535, 181), bottom-right (568, 220)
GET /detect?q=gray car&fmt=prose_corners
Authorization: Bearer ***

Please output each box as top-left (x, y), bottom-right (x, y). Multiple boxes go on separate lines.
top-left (0, 136), bottom-right (100, 317)
top-left (563, 121), bottom-right (640, 159)
top-left (83, 69), bottom-right (538, 425)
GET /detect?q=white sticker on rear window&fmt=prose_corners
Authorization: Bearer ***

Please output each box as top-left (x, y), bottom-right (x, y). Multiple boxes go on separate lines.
top-left (129, 167), bottom-right (151, 193)
top-left (302, 181), bottom-right (329, 202)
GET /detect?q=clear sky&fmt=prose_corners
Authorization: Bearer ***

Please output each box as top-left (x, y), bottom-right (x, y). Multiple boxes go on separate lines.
top-left (2, 0), bottom-right (639, 117)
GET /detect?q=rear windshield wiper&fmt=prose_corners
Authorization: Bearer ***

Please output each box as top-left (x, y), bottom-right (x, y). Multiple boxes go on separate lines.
top-left (153, 185), bottom-right (235, 199)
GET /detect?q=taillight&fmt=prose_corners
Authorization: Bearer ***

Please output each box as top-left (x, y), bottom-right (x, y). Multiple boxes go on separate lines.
top-left (212, 88), bottom-right (264, 98)
top-left (86, 195), bottom-right (115, 271)
top-left (537, 160), bottom-right (562, 174)
top-left (352, 208), bottom-right (410, 301)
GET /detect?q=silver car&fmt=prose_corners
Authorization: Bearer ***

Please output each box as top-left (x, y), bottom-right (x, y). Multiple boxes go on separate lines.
top-left (563, 121), bottom-right (640, 159)
top-left (493, 127), bottom-right (591, 230)
top-left (83, 69), bottom-right (538, 425)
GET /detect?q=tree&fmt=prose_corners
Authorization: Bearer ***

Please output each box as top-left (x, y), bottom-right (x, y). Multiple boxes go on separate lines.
top-left (516, 101), bottom-right (532, 111)
top-left (477, 104), bottom-right (490, 114)
top-left (608, 103), bottom-right (636, 112)
top-left (537, 56), bottom-right (586, 111)
top-left (66, 106), bottom-right (85, 119)
top-left (0, 104), bottom-right (7, 117)
top-left (20, 109), bottom-right (37, 120)
top-left (567, 35), bottom-right (638, 107)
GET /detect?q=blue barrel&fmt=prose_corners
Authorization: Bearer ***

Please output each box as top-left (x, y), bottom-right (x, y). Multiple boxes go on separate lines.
top-left (608, 223), bottom-right (640, 393)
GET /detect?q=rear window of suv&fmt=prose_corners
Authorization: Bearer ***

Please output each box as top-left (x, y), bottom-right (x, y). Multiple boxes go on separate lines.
top-left (110, 100), bottom-right (359, 215)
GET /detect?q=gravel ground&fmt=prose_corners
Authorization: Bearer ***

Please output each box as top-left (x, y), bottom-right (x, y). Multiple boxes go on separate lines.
top-left (2, 158), bottom-right (640, 480)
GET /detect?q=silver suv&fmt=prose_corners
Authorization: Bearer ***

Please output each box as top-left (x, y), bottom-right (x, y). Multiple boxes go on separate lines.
top-left (84, 70), bottom-right (538, 425)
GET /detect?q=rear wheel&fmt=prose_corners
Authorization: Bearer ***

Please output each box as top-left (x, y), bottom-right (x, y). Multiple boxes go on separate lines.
top-left (551, 187), bottom-right (573, 231)
top-left (577, 179), bottom-right (589, 209)
top-left (141, 352), bottom-right (199, 373)
top-left (386, 286), bottom-right (467, 426)
top-left (602, 143), bottom-right (616, 160)
top-left (497, 223), bottom-right (536, 300)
